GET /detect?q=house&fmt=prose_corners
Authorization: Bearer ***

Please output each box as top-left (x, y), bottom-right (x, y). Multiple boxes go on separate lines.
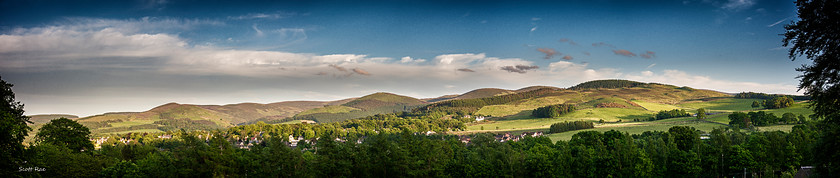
top-left (475, 116), bottom-right (485, 122)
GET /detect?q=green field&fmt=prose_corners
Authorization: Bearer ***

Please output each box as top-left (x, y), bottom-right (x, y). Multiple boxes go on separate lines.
top-left (677, 98), bottom-right (762, 112)
top-left (560, 108), bottom-right (653, 122)
top-left (297, 105), bottom-right (359, 116)
top-left (475, 96), bottom-right (569, 117)
top-left (757, 125), bottom-right (795, 132)
top-left (545, 120), bottom-right (727, 142)
top-left (632, 100), bottom-right (682, 111)
top-left (110, 129), bottom-right (163, 134)
top-left (107, 120), bottom-right (158, 127)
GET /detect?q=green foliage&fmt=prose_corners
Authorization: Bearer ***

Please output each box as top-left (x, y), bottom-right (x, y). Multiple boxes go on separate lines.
top-left (762, 96), bottom-right (795, 109)
top-left (419, 88), bottom-right (558, 114)
top-left (0, 76), bottom-right (31, 174)
top-left (752, 101), bottom-right (762, 108)
top-left (654, 109), bottom-right (690, 120)
top-left (154, 118), bottom-right (222, 131)
top-left (735, 92), bottom-right (810, 100)
top-left (532, 104), bottom-right (576, 118)
top-left (569, 79), bottom-right (648, 90)
top-left (548, 121), bottom-right (593, 133)
top-left (696, 108), bottom-right (707, 120)
top-left (36, 118), bottom-right (94, 152)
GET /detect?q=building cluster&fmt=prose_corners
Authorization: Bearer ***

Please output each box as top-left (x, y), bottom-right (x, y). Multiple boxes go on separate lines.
top-left (458, 131), bottom-right (545, 144)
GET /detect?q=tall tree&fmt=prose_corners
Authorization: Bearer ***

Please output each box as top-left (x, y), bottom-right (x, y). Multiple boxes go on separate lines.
top-left (784, 0), bottom-right (840, 176)
top-left (0, 76), bottom-right (31, 174)
top-left (695, 108), bottom-right (707, 120)
top-left (36, 118), bottom-right (94, 152)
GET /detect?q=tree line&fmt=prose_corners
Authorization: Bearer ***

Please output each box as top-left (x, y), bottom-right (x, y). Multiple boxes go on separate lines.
top-left (532, 104), bottom-right (576, 118)
top-left (729, 111), bottom-right (807, 128)
top-left (548, 121), bottom-right (594, 133)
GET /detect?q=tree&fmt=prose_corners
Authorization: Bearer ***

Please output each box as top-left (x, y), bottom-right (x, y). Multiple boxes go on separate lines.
top-left (784, 0), bottom-right (840, 120)
top-left (36, 118), bottom-right (94, 152)
top-left (784, 0), bottom-right (840, 176)
top-left (0, 76), bottom-right (31, 174)
top-left (752, 101), bottom-right (761, 108)
top-left (695, 108), bottom-right (707, 120)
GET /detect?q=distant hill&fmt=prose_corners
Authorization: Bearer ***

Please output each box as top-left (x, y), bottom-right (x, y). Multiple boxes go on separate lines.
top-left (73, 79), bottom-right (736, 135)
top-left (294, 92), bottom-right (426, 123)
top-left (456, 88), bottom-right (514, 100)
top-left (28, 114), bottom-right (79, 125)
top-left (76, 101), bottom-right (328, 134)
top-left (569, 79), bottom-right (649, 90)
top-left (342, 92), bottom-right (424, 110)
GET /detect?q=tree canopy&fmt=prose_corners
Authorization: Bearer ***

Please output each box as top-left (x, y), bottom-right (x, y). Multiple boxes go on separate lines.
top-left (36, 118), bottom-right (94, 152)
top-left (0, 76), bottom-right (31, 175)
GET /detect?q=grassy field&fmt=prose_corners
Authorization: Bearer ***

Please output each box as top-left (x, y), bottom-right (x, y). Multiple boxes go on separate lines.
top-left (632, 100), bottom-right (682, 111)
top-left (757, 125), bottom-right (796, 132)
top-left (297, 105), bottom-right (359, 116)
top-left (110, 129), bottom-right (163, 134)
top-left (677, 98), bottom-right (762, 112)
top-left (277, 120), bottom-right (316, 124)
top-left (560, 108), bottom-right (653, 122)
top-left (545, 120), bottom-right (728, 142)
top-left (107, 120), bottom-right (158, 127)
top-left (475, 96), bottom-right (570, 117)
top-left (468, 107), bottom-right (655, 132)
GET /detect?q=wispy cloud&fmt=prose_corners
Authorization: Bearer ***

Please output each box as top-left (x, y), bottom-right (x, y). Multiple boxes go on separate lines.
top-left (252, 24), bottom-right (264, 37)
top-left (537, 48), bottom-right (558, 59)
top-left (457, 68), bottom-right (475, 72)
top-left (592, 42), bottom-right (615, 48)
top-left (767, 16), bottom-right (791, 27)
top-left (559, 38), bottom-right (578, 45)
top-left (229, 12), bottom-right (293, 20)
top-left (562, 55), bottom-right (573, 60)
top-left (722, 0), bottom-right (756, 11)
top-left (646, 63), bottom-right (656, 69)
top-left (530, 26), bottom-right (538, 32)
top-left (640, 51), bottom-right (656, 59)
top-left (500, 65), bottom-right (539, 74)
top-left (352, 68), bottom-right (371, 76)
top-left (613, 49), bottom-right (637, 57)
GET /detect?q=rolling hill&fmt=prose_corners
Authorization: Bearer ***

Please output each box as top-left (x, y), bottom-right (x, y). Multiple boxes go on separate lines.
top-left (293, 92), bottom-right (426, 123)
top-left (75, 101), bottom-right (329, 134)
top-left (71, 79), bottom-right (803, 136)
top-left (28, 114), bottom-right (79, 124)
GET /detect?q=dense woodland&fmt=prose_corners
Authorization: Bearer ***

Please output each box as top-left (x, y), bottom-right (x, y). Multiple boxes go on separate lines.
top-left (11, 121), bottom-right (824, 178)
top-left (548, 121), bottom-right (594, 133)
top-left (532, 104), bottom-right (576, 118)
top-left (653, 109), bottom-right (691, 121)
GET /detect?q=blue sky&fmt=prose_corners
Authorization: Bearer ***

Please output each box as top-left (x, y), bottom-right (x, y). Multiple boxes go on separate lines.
top-left (0, 0), bottom-right (807, 116)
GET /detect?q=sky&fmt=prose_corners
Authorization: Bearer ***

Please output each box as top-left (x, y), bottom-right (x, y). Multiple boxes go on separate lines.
top-left (0, 0), bottom-right (807, 117)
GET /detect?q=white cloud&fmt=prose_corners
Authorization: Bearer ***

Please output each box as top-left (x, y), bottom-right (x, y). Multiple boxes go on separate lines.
top-left (624, 70), bottom-right (800, 94)
top-left (2, 19), bottom-right (804, 116)
top-left (722, 0), bottom-right (755, 11)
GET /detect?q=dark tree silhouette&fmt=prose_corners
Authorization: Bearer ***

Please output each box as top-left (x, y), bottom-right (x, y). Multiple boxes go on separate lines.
top-left (0, 76), bottom-right (31, 174)
top-left (784, 0), bottom-right (840, 176)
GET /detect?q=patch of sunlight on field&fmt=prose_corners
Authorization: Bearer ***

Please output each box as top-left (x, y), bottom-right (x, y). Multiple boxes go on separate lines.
top-left (546, 120), bottom-right (727, 142)
top-left (677, 98), bottom-right (762, 112)
top-left (475, 96), bottom-right (569, 117)
top-left (111, 129), bottom-right (163, 134)
top-left (108, 120), bottom-right (157, 127)
top-left (632, 100), bottom-right (682, 111)
top-left (756, 125), bottom-right (795, 132)
top-left (561, 108), bottom-right (653, 122)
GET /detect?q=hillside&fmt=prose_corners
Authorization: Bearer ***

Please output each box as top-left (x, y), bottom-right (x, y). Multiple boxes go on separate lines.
top-left (28, 114), bottom-right (79, 124)
top-left (294, 92), bottom-right (426, 123)
top-left (456, 88), bottom-right (514, 100)
top-left (73, 79), bottom-right (749, 135)
top-left (76, 101), bottom-right (329, 134)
